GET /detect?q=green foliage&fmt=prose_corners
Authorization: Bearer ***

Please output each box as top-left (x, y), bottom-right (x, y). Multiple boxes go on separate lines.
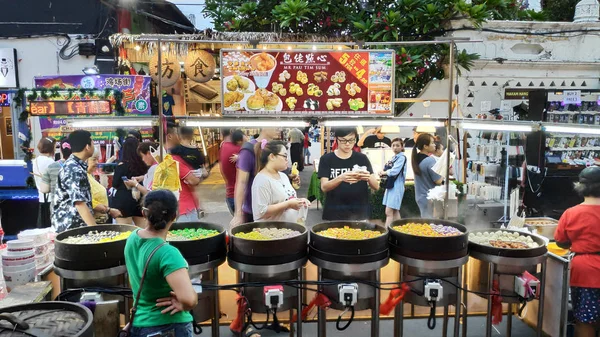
top-left (272, 0), bottom-right (315, 30)
top-left (203, 0), bottom-right (544, 114)
top-left (542, 0), bottom-right (579, 22)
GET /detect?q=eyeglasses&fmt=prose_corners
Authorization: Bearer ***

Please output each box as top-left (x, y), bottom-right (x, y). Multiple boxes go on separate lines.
top-left (337, 138), bottom-right (356, 144)
top-left (276, 153), bottom-right (288, 159)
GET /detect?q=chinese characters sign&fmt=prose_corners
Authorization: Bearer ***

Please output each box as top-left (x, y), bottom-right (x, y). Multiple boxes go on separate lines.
top-left (220, 49), bottom-right (394, 116)
top-left (34, 75), bottom-right (151, 115)
top-left (30, 100), bottom-right (111, 116)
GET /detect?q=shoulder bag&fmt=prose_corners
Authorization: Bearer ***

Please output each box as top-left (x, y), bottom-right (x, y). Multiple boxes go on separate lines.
top-left (118, 242), bottom-right (167, 337)
top-left (384, 155), bottom-right (406, 190)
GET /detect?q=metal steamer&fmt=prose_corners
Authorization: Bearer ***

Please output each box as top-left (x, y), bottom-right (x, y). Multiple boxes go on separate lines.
top-left (310, 221), bottom-right (389, 337)
top-left (389, 219), bottom-right (469, 337)
top-left (54, 224), bottom-right (136, 328)
top-left (466, 229), bottom-right (548, 337)
top-left (228, 222), bottom-right (308, 337)
top-left (54, 224), bottom-right (136, 294)
top-left (169, 222), bottom-right (227, 337)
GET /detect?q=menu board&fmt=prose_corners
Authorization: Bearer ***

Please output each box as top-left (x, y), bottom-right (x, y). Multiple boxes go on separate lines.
top-left (30, 100), bottom-right (111, 116)
top-left (220, 50), bottom-right (394, 116)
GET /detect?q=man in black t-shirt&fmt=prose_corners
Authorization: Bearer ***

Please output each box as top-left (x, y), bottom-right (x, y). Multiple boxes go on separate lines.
top-left (358, 127), bottom-right (392, 149)
top-left (318, 127), bottom-right (380, 220)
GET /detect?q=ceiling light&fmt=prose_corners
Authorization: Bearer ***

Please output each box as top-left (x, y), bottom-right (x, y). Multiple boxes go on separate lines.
top-left (544, 125), bottom-right (600, 135)
top-left (312, 45), bottom-right (317, 51)
top-left (185, 120), bottom-right (308, 128)
top-left (82, 66), bottom-right (99, 75)
top-left (461, 122), bottom-right (532, 132)
top-left (323, 119), bottom-right (444, 127)
top-left (287, 46), bottom-right (292, 51)
top-left (134, 45), bottom-right (141, 51)
top-left (70, 118), bottom-right (155, 128)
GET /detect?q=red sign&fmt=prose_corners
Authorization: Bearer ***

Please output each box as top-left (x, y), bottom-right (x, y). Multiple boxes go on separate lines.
top-left (29, 100), bottom-right (111, 116)
top-left (0, 92), bottom-right (10, 107)
top-left (220, 49), bottom-right (394, 116)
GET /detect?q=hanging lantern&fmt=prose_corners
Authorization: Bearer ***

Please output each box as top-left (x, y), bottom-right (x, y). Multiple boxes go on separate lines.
top-left (184, 49), bottom-right (216, 83)
top-left (149, 52), bottom-right (181, 87)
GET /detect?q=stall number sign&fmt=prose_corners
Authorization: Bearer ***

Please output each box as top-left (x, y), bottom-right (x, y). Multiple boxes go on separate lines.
top-left (30, 100), bottom-right (111, 116)
top-left (563, 90), bottom-right (581, 105)
top-left (0, 92), bottom-right (9, 107)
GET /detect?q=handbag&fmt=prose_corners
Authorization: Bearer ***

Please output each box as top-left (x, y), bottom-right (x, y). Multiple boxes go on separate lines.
top-left (118, 242), bottom-right (168, 337)
top-left (383, 155), bottom-right (406, 190)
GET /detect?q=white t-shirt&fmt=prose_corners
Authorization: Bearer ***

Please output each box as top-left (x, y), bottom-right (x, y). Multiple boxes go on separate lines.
top-left (143, 164), bottom-right (158, 190)
top-left (33, 156), bottom-right (55, 202)
top-left (252, 171), bottom-right (298, 223)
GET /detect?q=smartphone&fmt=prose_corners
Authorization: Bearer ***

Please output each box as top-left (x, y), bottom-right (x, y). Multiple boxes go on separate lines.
top-left (121, 177), bottom-right (129, 182)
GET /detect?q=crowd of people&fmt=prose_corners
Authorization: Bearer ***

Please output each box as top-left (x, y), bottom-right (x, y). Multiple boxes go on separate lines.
top-left (28, 123), bottom-right (600, 337)
top-left (31, 124), bottom-right (453, 233)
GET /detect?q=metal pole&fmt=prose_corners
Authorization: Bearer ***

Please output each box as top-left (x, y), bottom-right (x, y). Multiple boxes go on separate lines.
top-left (507, 303), bottom-right (513, 337)
top-left (485, 263), bottom-right (495, 337)
top-left (157, 38), bottom-right (165, 161)
top-left (443, 305), bottom-right (449, 337)
top-left (503, 131), bottom-right (510, 220)
top-left (297, 267), bottom-right (303, 337)
top-left (394, 264), bottom-right (404, 337)
top-left (212, 267), bottom-right (220, 337)
top-left (461, 264), bottom-right (468, 337)
top-left (560, 257), bottom-right (570, 337)
top-left (443, 41), bottom-right (455, 220)
top-left (317, 267), bottom-right (326, 337)
top-left (537, 260), bottom-right (547, 337)
top-left (289, 307), bottom-right (295, 337)
top-left (371, 270), bottom-right (380, 337)
top-left (453, 265), bottom-right (462, 337)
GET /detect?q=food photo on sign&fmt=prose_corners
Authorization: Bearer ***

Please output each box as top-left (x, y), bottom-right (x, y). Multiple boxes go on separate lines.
top-left (220, 49), bottom-right (395, 116)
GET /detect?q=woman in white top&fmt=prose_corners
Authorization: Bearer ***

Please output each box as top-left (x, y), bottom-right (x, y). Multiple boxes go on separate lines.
top-left (33, 137), bottom-right (56, 228)
top-left (251, 140), bottom-right (310, 223)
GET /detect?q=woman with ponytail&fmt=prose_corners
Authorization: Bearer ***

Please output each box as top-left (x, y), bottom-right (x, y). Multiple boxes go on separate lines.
top-left (412, 133), bottom-right (444, 218)
top-left (124, 190), bottom-right (197, 337)
top-left (251, 140), bottom-right (310, 223)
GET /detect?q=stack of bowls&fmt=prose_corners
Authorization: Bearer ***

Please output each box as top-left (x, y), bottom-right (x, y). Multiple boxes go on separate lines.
top-left (2, 239), bottom-right (36, 291)
top-left (18, 229), bottom-right (52, 272)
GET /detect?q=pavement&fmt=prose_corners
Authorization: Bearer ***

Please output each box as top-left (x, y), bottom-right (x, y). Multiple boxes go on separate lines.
top-left (196, 164), bottom-right (539, 337)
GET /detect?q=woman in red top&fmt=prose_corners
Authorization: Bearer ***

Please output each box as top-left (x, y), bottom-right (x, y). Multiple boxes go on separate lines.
top-left (303, 132), bottom-right (311, 165)
top-left (555, 166), bottom-right (600, 337)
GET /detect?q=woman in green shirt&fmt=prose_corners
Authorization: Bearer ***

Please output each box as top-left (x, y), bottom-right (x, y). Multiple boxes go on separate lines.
top-left (125, 190), bottom-right (198, 337)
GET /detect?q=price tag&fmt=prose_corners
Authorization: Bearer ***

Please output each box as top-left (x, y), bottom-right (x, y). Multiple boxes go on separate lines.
top-left (563, 90), bottom-right (581, 105)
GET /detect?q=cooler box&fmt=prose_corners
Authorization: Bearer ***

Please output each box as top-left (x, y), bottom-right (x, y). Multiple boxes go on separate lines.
top-left (0, 160), bottom-right (30, 188)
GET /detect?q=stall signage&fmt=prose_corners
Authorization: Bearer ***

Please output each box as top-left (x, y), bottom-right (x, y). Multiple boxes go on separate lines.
top-left (0, 92), bottom-right (10, 106)
top-left (29, 100), bottom-right (111, 116)
top-left (220, 49), bottom-right (395, 116)
top-left (563, 90), bottom-right (581, 105)
top-left (34, 75), bottom-right (151, 115)
top-left (504, 89), bottom-right (532, 100)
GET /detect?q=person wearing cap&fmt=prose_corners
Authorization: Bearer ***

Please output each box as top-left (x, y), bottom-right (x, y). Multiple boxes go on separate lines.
top-left (358, 127), bottom-right (391, 149)
top-left (555, 166), bottom-right (600, 337)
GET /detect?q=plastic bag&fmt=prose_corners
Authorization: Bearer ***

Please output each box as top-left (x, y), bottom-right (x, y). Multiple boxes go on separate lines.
top-left (432, 149), bottom-right (455, 178)
top-left (151, 154), bottom-right (181, 199)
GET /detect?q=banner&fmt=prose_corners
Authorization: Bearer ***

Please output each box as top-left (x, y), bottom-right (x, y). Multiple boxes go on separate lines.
top-left (220, 49), bottom-right (394, 116)
top-left (34, 75), bottom-right (151, 115)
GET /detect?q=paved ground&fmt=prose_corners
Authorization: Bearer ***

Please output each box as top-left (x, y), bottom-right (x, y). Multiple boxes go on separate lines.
top-left (197, 164), bottom-right (539, 337)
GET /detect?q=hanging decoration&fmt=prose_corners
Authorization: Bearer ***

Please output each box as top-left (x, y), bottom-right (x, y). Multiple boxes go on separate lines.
top-left (149, 52), bottom-right (181, 87)
top-left (184, 49), bottom-right (216, 83)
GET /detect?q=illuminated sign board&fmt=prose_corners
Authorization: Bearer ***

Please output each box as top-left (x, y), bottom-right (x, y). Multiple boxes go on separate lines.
top-left (29, 100), bottom-right (111, 116)
top-left (0, 92), bottom-right (9, 107)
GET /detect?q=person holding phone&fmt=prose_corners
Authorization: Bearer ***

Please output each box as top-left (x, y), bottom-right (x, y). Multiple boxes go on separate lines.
top-left (318, 127), bottom-right (379, 221)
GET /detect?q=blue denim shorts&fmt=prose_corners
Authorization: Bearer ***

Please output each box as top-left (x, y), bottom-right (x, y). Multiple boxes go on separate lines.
top-left (130, 322), bottom-right (193, 337)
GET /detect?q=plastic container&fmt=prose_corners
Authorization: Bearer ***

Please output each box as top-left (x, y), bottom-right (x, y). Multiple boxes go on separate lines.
top-left (7, 239), bottom-right (34, 253)
top-left (18, 228), bottom-right (51, 246)
top-left (33, 241), bottom-right (49, 256)
top-left (4, 265), bottom-right (36, 290)
top-left (3, 262), bottom-right (36, 273)
top-left (2, 251), bottom-right (35, 267)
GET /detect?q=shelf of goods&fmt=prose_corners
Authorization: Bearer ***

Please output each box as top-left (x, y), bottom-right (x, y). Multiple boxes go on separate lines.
top-left (309, 221), bottom-right (389, 337)
top-left (467, 229), bottom-right (548, 337)
top-left (388, 219), bottom-right (468, 337)
top-left (228, 221), bottom-right (307, 336)
top-left (167, 222), bottom-right (227, 326)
